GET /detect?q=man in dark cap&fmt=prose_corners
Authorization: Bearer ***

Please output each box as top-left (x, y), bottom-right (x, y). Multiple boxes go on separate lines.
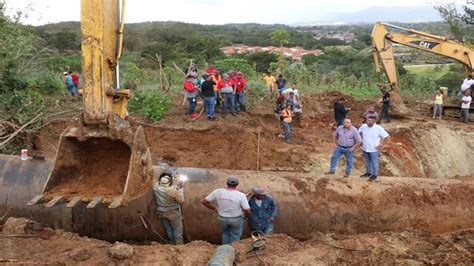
top-left (202, 176), bottom-right (251, 244)
top-left (248, 187), bottom-right (278, 235)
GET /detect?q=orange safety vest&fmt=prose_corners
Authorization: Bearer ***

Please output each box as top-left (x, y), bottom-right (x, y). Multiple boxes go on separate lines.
top-left (211, 74), bottom-right (222, 92)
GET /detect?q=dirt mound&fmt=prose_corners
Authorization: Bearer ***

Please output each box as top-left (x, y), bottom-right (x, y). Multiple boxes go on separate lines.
top-left (1, 218), bottom-right (473, 264)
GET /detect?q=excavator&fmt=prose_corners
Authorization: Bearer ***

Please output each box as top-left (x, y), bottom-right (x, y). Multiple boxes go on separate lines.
top-left (27, 0), bottom-right (154, 209)
top-left (371, 22), bottom-right (474, 113)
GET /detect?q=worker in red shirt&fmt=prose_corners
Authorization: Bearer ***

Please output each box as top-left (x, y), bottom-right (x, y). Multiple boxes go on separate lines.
top-left (183, 75), bottom-right (199, 118)
top-left (218, 74), bottom-right (236, 117)
top-left (69, 71), bottom-right (79, 95)
top-left (205, 64), bottom-right (216, 75)
top-left (234, 72), bottom-right (247, 112)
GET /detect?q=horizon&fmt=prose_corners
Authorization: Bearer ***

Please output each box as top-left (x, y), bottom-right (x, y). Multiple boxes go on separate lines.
top-left (3, 0), bottom-right (464, 26)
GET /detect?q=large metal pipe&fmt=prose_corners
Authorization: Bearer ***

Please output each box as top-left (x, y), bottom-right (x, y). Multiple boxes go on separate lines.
top-left (1, 154), bottom-right (474, 243)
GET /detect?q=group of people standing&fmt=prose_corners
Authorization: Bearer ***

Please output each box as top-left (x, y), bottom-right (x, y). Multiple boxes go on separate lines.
top-left (433, 76), bottom-right (473, 123)
top-left (183, 65), bottom-right (247, 120)
top-left (153, 172), bottom-right (277, 245)
top-left (270, 74), bottom-right (304, 144)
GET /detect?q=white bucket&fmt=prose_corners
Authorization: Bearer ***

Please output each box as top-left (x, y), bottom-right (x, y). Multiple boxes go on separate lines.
top-left (20, 149), bottom-right (28, 161)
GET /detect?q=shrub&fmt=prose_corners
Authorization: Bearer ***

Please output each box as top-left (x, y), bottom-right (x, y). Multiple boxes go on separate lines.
top-left (128, 89), bottom-right (171, 122)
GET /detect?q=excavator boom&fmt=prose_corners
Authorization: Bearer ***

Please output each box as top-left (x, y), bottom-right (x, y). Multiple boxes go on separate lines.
top-left (371, 22), bottom-right (474, 113)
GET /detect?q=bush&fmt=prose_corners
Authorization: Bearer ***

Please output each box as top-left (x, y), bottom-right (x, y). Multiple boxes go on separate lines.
top-left (128, 89), bottom-right (171, 122)
top-left (30, 71), bottom-right (64, 94)
top-left (215, 59), bottom-right (255, 78)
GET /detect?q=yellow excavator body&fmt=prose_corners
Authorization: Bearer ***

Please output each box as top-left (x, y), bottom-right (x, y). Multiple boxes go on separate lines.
top-left (371, 22), bottom-right (474, 113)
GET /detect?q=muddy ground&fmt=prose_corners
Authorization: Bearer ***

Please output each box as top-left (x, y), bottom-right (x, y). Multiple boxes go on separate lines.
top-left (0, 219), bottom-right (473, 265)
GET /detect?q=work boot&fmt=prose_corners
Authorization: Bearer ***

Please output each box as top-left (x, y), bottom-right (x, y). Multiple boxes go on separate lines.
top-left (360, 173), bottom-right (371, 178)
top-left (324, 171), bottom-right (335, 175)
top-left (344, 173), bottom-right (350, 178)
top-left (368, 175), bottom-right (377, 182)
top-left (241, 105), bottom-right (246, 112)
top-left (231, 112), bottom-right (237, 117)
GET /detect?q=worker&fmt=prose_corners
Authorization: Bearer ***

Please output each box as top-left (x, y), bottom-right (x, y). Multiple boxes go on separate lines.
top-left (280, 105), bottom-right (293, 144)
top-left (325, 118), bottom-right (362, 177)
top-left (263, 72), bottom-right (276, 94)
top-left (69, 71), bottom-right (79, 94)
top-left (359, 116), bottom-right (390, 182)
top-left (248, 188), bottom-right (278, 235)
top-left (363, 107), bottom-right (378, 124)
top-left (275, 74), bottom-right (287, 93)
top-left (218, 74), bottom-right (236, 118)
top-left (378, 90), bottom-right (391, 124)
top-left (334, 97), bottom-right (350, 127)
top-left (202, 176), bottom-right (251, 245)
top-left (64, 71), bottom-right (77, 97)
top-left (460, 88), bottom-right (472, 123)
top-left (183, 75), bottom-right (199, 118)
top-left (153, 172), bottom-right (185, 245)
top-left (201, 73), bottom-right (217, 120)
top-left (234, 72), bottom-right (247, 112)
top-left (433, 89), bottom-right (444, 119)
top-left (282, 83), bottom-right (300, 99)
top-left (458, 75), bottom-right (474, 99)
top-left (286, 91), bottom-right (304, 128)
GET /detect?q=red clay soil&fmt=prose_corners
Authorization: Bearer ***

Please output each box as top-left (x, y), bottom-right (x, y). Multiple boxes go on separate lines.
top-left (45, 137), bottom-right (131, 200)
top-left (1, 222), bottom-right (473, 265)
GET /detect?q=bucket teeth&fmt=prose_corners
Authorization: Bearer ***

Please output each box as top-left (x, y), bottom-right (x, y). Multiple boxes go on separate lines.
top-left (108, 196), bottom-right (123, 209)
top-left (45, 196), bottom-right (64, 208)
top-left (27, 195), bottom-right (44, 206)
top-left (66, 196), bottom-right (83, 208)
top-left (86, 197), bottom-right (103, 208)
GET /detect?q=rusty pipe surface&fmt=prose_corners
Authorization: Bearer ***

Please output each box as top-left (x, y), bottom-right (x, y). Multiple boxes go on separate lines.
top-left (1, 154), bottom-right (474, 243)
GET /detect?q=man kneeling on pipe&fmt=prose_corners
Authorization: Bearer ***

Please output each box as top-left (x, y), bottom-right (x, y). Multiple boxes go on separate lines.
top-left (202, 176), bottom-right (251, 244)
top-left (248, 188), bottom-right (278, 235)
top-left (153, 172), bottom-right (185, 245)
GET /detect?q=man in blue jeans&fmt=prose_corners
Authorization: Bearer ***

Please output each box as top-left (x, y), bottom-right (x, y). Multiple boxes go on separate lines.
top-left (200, 74), bottom-right (217, 120)
top-left (218, 74), bottom-right (236, 118)
top-left (325, 118), bottom-right (362, 177)
top-left (358, 116), bottom-right (390, 182)
top-left (202, 176), bottom-right (251, 244)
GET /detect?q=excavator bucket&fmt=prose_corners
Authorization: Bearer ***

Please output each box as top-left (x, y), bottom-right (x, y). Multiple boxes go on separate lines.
top-left (30, 116), bottom-right (154, 208)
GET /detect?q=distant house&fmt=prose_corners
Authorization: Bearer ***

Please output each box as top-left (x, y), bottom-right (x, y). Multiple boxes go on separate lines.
top-left (220, 45), bottom-right (323, 61)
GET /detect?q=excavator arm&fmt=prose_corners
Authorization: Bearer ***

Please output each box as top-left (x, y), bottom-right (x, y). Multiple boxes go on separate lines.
top-left (372, 22), bottom-right (474, 113)
top-left (29, 0), bottom-right (154, 209)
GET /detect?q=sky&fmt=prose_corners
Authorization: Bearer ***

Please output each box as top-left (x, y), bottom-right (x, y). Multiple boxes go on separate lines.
top-left (3, 0), bottom-right (466, 25)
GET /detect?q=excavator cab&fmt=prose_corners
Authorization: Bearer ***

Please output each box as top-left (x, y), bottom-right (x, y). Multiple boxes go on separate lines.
top-left (28, 0), bottom-right (154, 209)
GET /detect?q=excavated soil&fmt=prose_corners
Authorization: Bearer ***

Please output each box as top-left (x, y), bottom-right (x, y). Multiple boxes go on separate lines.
top-left (45, 137), bottom-right (131, 200)
top-left (0, 222), bottom-right (473, 265)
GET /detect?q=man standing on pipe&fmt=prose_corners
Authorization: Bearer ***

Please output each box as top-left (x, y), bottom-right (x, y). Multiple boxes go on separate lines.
top-left (153, 173), bottom-right (185, 245)
top-left (248, 188), bottom-right (278, 235)
top-left (202, 176), bottom-right (251, 244)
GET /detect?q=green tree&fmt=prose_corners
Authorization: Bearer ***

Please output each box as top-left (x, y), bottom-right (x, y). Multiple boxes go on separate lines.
top-left (435, 1), bottom-right (473, 44)
top-left (47, 31), bottom-right (80, 53)
top-left (270, 29), bottom-right (291, 46)
top-left (246, 52), bottom-right (277, 73)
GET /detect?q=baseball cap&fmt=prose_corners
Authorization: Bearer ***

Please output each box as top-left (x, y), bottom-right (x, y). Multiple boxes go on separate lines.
top-left (226, 176), bottom-right (239, 186)
top-left (252, 187), bottom-right (267, 195)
